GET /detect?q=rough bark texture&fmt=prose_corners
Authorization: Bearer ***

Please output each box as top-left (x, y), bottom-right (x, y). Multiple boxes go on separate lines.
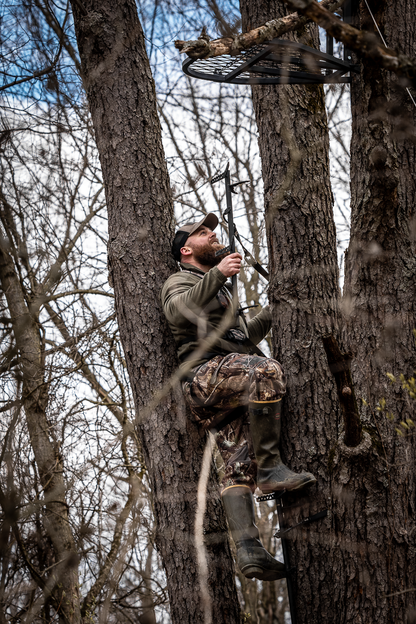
top-left (341, 1), bottom-right (416, 621)
top-left (239, 1), bottom-right (342, 621)
top-left (69, 2), bottom-right (241, 622)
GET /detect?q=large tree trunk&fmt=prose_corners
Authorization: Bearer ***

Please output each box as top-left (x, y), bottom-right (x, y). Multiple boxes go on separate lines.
top-left (239, 1), bottom-right (342, 622)
top-left (342, 1), bottom-right (416, 622)
top-left (69, 1), bottom-right (241, 622)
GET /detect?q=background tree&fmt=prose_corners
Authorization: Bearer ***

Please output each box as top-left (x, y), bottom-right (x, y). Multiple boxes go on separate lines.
top-left (339, 0), bottom-right (416, 621)
top-left (0, 26), bottom-right (164, 620)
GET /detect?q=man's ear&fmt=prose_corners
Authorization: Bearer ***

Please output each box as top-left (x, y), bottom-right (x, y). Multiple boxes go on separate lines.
top-left (180, 246), bottom-right (192, 257)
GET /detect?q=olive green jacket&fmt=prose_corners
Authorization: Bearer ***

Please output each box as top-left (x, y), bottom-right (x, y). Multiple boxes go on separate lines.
top-left (161, 262), bottom-right (271, 369)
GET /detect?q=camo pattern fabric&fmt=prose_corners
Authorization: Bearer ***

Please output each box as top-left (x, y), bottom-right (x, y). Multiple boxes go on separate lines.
top-left (182, 352), bottom-right (286, 491)
top-left (215, 419), bottom-right (257, 492)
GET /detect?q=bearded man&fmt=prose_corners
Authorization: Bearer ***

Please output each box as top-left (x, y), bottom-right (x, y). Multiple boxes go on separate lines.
top-left (161, 213), bottom-right (316, 581)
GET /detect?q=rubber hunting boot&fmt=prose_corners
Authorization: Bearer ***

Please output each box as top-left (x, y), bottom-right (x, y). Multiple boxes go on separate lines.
top-left (221, 485), bottom-right (286, 581)
top-left (249, 400), bottom-right (317, 493)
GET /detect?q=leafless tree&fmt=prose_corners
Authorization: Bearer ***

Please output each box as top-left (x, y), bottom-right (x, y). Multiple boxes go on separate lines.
top-left (0, 14), bottom-right (165, 618)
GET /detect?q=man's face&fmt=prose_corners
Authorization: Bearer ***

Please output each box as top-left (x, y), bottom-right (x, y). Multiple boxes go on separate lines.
top-left (183, 226), bottom-right (226, 266)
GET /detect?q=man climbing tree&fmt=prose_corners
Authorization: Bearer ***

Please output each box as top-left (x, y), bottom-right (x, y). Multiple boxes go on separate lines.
top-left (161, 213), bottom-right (316, 581)
top-left (175, 0), bottom-right (416, 622)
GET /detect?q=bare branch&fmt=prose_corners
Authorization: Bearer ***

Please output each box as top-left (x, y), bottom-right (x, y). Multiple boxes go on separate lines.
top-left (174, 0), bottom-right (344, 59)
top-left (281, 0), bottom-right (416, 87)
top-left (0, 1), bottom-right (70, 92)
top-left (44, 288), bottom-right (114, 304)
top-left (0, 61), bottom-right (59, 94)
top-left (81, 483), bottom-right (137, 619)
top-left (33, 0), bottom-right (82, 74)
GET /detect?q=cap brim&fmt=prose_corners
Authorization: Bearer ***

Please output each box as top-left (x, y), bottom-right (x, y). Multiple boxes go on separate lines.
top-left (179, 213), bottom-right (219, 236)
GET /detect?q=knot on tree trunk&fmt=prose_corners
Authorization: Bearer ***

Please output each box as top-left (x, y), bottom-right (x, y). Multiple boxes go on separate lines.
top-left (338, 430), bottom-right (372, 458)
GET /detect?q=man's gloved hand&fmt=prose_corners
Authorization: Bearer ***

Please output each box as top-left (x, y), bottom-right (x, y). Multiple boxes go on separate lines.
top-left (217, 252), bottom-right (242, 277)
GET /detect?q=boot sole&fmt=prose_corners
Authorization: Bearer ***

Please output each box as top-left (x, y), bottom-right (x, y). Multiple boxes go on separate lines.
top-left (260, 475), bottom-right (317, 495)
top-left (242, 565), bottom-right (286, 581)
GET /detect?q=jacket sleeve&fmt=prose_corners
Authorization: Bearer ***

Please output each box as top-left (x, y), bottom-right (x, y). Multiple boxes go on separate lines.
top-left (161, 266), bottom-right (228, 329)
top-left (246, 305), bottom-right (272, 345)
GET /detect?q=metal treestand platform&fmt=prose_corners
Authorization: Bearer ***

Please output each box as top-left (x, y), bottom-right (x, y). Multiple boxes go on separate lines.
top-left (183, 37), bottom-right (358, 86)
top-left (182, 0), bottom-right (359, 86)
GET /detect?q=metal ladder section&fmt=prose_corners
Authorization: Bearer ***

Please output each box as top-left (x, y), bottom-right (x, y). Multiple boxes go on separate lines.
top-left (257, 491), bottom-right (328, 624)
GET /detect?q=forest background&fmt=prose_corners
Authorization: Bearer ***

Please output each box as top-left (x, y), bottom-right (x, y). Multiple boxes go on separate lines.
top-left (0, 0), bottom-right (415, 623)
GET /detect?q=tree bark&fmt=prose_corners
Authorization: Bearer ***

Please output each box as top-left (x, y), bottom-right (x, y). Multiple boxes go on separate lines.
top-left (341, 1), bottom-right (416, 622)
top-left (322, 334), bottom-right (362, 447)
top-left (69, 1), bottom-right (241, 622)
top-left (239, 0), bottom-right (342, 621)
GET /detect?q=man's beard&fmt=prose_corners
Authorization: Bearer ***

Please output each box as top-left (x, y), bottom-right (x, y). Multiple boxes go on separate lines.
top-left (194, 241), bottom-right (227, 267)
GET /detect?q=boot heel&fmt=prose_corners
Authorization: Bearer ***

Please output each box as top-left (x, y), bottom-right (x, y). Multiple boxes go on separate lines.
top-left (241, 565), bottom-right (264, 579)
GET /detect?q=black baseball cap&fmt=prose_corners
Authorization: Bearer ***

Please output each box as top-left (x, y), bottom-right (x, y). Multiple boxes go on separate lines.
top-left (172, 213), bottom-right (219, 261)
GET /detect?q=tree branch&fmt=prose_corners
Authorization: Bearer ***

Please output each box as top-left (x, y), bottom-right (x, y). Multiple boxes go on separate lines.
top-left (0, 2), bottom-right (69, 93)
top-left (43, 288), bottom-right (114, 304)
top-left (44, 302), bottom-right (136, 439)
top-left (281, 0), bottom-right (416, 87)
top-left (174, 0), bottom-right (344, 59)
top-left (0, 63), bottom-right (59, 93)
top-left (80, 481), bottom-right (137, 618)
top-left (322, 335), bottom-right (362, 447)
top-left (33, 0), bottom-right (82, 74)
top-left (36, 196), bottom-right (104, 313)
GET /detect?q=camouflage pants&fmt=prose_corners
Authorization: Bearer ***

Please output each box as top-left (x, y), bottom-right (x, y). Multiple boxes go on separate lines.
top-left (182, 353), bottom-right (286, 492)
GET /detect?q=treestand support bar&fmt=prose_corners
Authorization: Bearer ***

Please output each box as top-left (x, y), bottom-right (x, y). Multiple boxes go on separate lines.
top-left (257, 490), bottom-right (328, 624)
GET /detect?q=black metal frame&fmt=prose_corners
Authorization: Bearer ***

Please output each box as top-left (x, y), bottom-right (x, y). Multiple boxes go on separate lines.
top-left (183, 37), bottom-right (359, 86)
top-left (325, 0), bottom-right (357, 63)
top-left (257, 490), bottom-right (328, 624)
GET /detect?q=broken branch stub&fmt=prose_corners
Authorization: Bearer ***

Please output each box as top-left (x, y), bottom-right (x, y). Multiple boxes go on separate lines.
top-left (322, 335), bottom-right (362, 448)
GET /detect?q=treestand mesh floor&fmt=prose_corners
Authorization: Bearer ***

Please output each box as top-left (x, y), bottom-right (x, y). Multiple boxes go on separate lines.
top-left (183, 38), bottom-right (358, 86)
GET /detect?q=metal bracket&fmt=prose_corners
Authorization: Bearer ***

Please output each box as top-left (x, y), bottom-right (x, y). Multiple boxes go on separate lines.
top-left (230, 180), bottom-right (249, 194)
top-left (257, 492), bottom-right (284, 502)
top-left (214, 245), bottom-right (231, 257)
top-left (274, 509), bottom-right (328, 539)
top-left (210, 163), bottom-right (229, 185)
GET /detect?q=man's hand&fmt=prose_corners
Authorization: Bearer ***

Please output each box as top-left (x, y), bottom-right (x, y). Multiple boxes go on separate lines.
top-left (217, 252), bottom-right (242, 277)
